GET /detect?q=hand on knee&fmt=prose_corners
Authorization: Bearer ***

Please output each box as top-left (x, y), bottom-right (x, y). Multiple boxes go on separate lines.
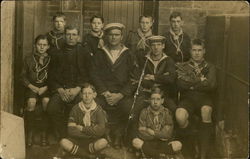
top-left (175, 108), bottom-right (189, 128)
top-left (132, 138), bottom-right (144, 149)
top-left (94, 138), bottom-right (108, 151)
top-left (169, 141), bottom-right (182, 152)
top-left (60, 138), bottom-right (73, 152)
top-left (27, 98), bottom-right (37, 111)
top-left (42, 98), bottom-right (50, 110)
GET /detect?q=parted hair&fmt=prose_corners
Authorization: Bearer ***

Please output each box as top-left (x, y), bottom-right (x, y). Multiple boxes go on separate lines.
top-left (191, 38), bottom-right (205, 49)
top-left (90, 15), bottom-right (104, 23)
top-left (52, 12), bottom-right (66, 21)
top-left (65, 25), bottom-right (80, 35)
top-left (34, 34), bottom-right (49, 44)
top-left (81, 83), bottom-right (96, 93)
top-left (139, 15), bottom-right (154, 22)
top-left (150, 86), bottom-right (165, 98)
top-left (169, 11), bottom-right (182, 21)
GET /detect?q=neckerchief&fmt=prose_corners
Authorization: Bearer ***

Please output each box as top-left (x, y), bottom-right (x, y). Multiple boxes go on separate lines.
top-left (79, 101), bottom-right (97, 127)
top-left (102, 45), bottom-right (128, 64)
top-left (90, 31), bottom-right (104, 49)
top-left (148, 106), bottom-right (164, 131)
top-left (49, 30), bottom-right (64, 49)
top-left (169, 28), bottom-right (184, 61)
top-left (136, 28), bottom-right (152, 51)
top-left (33, 52), bottom-right (50, 83)
top-left (188, 59), bottom-right (208, 76)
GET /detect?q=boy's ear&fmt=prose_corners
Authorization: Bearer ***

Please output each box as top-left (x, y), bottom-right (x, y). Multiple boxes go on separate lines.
top-left (161, 98), bottom-right (164, 104)
top-left (93, 92), bottom-right (97, 98)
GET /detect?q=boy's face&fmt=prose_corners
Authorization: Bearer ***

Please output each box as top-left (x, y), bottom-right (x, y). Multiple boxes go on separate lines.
top-left (150, 93), bottom-right (164, 111)
top-left (65, 29), bottom-right (79, 46)
top-left (91, 18), bottom-right (104, 33)
top-left (82, 87), bottom-right (96, 107)
top-left (107, 29), bottom-right (123, 46)
top-left (170, 16), bottom-right (183, 32)
top-left (150, 42), bottom-right (165, 56)
top-left (54, 17), bottom-right (66, 32)
top-left (140, 17), bottom-right (153, 33)
top-left (36, 39), bottom-right (49, 54)
top-left (191, 44), bottom-right (205, 63)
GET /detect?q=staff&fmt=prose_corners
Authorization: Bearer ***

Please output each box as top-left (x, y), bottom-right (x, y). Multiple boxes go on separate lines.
top-left (124, 57), bottom-right (149, 136)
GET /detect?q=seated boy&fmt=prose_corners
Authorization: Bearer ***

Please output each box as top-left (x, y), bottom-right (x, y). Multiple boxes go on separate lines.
top-left (132, 87), bottom-right (183, 158)
top-left (20, 34), bottom-right (51, 146)
top-left (59, 83), bottom-right (108, 158)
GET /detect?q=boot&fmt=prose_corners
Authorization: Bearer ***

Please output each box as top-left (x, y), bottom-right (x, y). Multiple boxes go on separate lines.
top-left (25, 111), bottom-right (35, 147)
top-left (113, 135), bottom-right (122, 149)
top-left (27, 130), bottom-right (33, 147)
top-left (41, 131), bottom-right (49, 146)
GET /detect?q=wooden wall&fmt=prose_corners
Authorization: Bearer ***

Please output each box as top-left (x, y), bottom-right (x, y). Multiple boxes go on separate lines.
top-left (205, 15), bottom-right (249, 157)
top-left (1, 1), bottom-right (16, 113)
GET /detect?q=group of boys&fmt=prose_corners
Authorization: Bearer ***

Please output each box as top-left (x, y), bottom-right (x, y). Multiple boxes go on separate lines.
top-left (21, 11), bottom-right (216, 159)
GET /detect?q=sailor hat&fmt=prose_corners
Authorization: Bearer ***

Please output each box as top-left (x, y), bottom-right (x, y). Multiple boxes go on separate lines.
top-left (146, 35), bottom-right (166, 45)
top-left (103, 23), bottom-right (125, 32)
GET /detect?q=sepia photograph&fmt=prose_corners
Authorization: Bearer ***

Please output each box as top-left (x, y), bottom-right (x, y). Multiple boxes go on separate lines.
top-left (0, 1), bottom-right (249, 159)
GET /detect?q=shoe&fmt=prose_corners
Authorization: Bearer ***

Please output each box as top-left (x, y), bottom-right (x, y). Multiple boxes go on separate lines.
top-left (113, 135), bottom-right (121, 149)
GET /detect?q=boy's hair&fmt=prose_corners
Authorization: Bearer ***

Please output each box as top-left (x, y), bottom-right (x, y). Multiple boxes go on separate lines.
top-left (169, 11), bottom-right (182, 21)
top-left (81, 83), bottom-right (96, 93)
top-left (139, 15), bottom-right (154, 22)
top-left (90, 15), bottom-right (104, 23)
top-left (191, 38), bottom-right (205, 49)
top-left (34, 34), bottom-right (49, 44)
top-left (150, 86), bottom-right (165, 98)
top-left (65, 25), bottom-right (80, 35)
top-left (52, 12), bottom-right (66, 21)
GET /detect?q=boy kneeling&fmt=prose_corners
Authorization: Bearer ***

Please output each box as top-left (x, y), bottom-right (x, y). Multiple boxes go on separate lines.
top-left (59, 83), bottom-right (108, 158)
top-left (132, 87), bottom-right (183, 158)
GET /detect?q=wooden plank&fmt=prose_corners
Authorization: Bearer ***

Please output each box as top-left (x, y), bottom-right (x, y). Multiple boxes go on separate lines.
top-left (1, 1), bottom-right (15, 113)
top-left (102, 1), bottom-right (109, 24)
top-left (121, 1), bottom-right (128, 39)
top-left (132, 1), bottom-right (139, 30)
top-left (22, 1), bottom-right (35, 57)
top-left (226, 16), bottom-right (249, 82)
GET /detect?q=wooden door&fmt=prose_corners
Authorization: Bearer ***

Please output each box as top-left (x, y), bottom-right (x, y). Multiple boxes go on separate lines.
top-left (102, 0), bottom-right (143, 39)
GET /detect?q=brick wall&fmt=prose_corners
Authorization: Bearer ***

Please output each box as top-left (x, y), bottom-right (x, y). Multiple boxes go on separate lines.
top-left (158, 1), bottom-right (249, 39)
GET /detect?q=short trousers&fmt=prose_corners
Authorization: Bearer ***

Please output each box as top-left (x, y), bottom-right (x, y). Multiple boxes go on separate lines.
top-left (178, 93), bottom-right (213, 116)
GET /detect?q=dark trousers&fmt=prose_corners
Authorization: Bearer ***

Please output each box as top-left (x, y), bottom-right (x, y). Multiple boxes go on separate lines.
top-left (141, 139), bottom-right (174, 157)
top-left (24, 101), bottom-right (49, 132)
top-left (47, 93), bottom-right (81, 139)
top-left (95, 95), bottom-right (133, 137)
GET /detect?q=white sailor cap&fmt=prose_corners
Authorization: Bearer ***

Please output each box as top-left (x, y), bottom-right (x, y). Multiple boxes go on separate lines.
top-left (103, 23), bottom-right (125, 32)
top-left (146, 35), bottom-right (166, 45)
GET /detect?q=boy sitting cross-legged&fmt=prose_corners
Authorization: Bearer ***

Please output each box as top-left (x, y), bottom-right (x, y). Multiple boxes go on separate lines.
top-left (58, 83), bottom-right (108, 159)
top-left (132, 86), bottom-right (183, 159)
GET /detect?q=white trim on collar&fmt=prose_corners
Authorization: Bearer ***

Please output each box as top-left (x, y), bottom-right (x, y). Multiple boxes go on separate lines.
top-left (102, 45), bottom-right (128, 64)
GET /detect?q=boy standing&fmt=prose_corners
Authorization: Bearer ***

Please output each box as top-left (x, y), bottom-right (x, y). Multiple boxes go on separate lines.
top-left (164, 12), bottom-right (191, 63)
top-left (58, 83), bottom-right (108, 158)
top-left (125, 15), bottom-right (154, 55)
top-left (132, 87), bottom-right (183, 158)
top-left (82, 15), bottom-right (105, 57)
top-left (47, 12), bottom-right (66, 52)
top-left (21, 35), bottom-right (51, 146)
